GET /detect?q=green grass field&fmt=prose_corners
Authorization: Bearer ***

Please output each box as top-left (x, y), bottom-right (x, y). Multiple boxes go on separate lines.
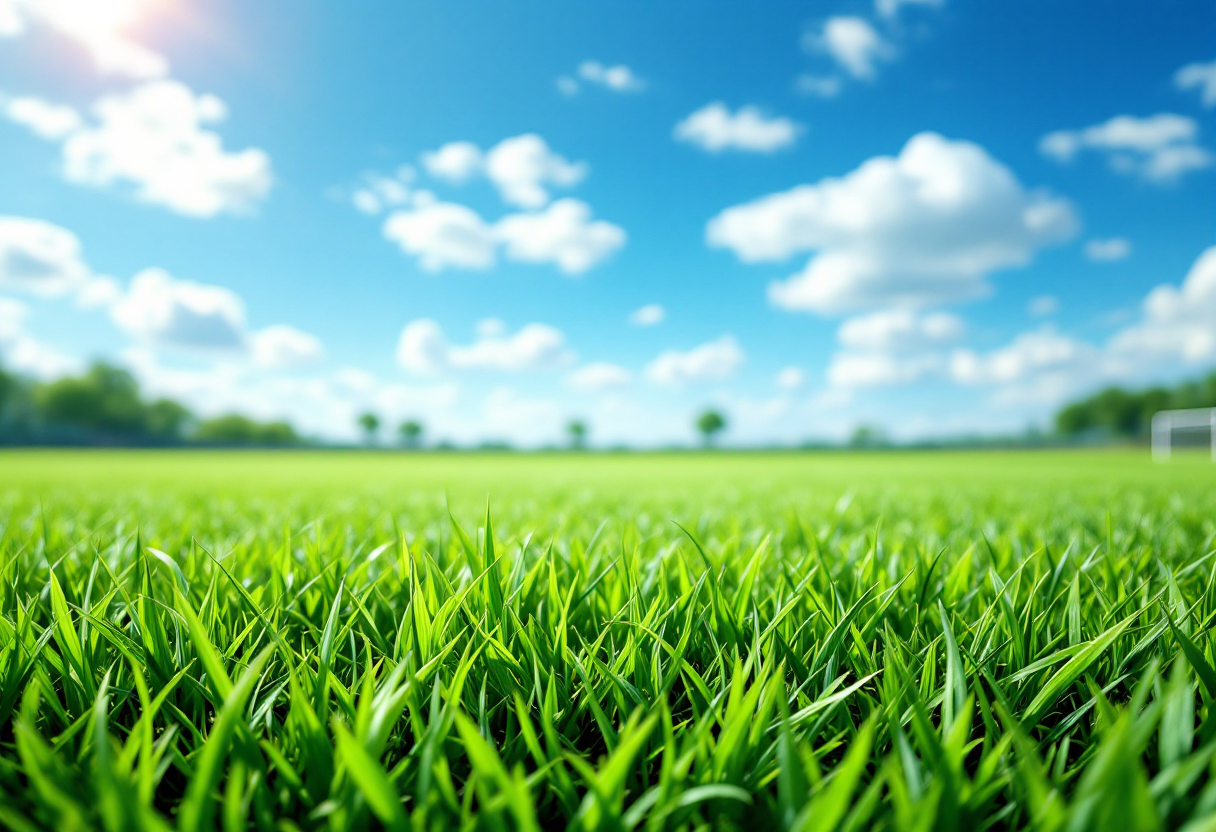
top-left (2, 449), bottom-right (1216, 830)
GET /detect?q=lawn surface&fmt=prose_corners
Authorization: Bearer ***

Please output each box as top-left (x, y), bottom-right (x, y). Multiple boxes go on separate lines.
top-left (1, 449), bottom-right (1215, 830)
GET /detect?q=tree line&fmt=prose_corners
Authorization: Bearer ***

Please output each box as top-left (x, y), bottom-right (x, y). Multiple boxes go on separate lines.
top-left (1055, 370), bottom-right (1216, 438)
top-left (0, 361), bottom-right (300, 446)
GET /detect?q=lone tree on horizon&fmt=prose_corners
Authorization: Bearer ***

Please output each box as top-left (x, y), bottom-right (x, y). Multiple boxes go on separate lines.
top-left (696, 409), bottom-right (726, 448)
top-left (399, 419), bottom-right (423, 449)
top-left (567, 419), bottom-right (588, 450)
top-left (357, 411), bottom-right (380, 446)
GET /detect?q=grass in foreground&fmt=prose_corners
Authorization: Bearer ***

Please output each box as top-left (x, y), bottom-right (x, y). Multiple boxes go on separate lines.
top-left (1, 450), bottom-right (1215, 830)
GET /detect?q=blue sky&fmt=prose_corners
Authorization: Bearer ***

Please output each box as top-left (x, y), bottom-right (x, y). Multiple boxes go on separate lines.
top-left (0, 0), bottom-right (1214, 445)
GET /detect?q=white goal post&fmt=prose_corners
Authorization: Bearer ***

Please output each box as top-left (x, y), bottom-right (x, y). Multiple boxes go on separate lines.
top-left (1151, 408), bottom-right (1216, 462)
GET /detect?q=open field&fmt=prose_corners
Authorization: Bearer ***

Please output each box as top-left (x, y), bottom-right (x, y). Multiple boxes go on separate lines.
top-left (2, 449), bottom-right (1216, 830)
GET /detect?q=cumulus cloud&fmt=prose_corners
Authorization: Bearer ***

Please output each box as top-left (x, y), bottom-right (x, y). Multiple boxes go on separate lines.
top-left (674, 103), bottom-right (801, 153)
top-left (567, 361), bottom-right (632, 392)
top-left (110, 268), bottom-right (249, 350)
top-left (1, 82), bottom-right (274, 218)
top-left (484, 134), bottom-right (586, 208)
top-left (496, 199), bottom-right (625, 274)
top-left (1176, 60), bottom-right (1216, 108)
top-left (629, 304), bottom-right (665, 326)
top-left (577, 61), bottom-right (645, 92)
top-left (645, 335), bottom-right (744, 385)
top-left (0, 297), bottom-right (79, 378)
top-left (109, 268), bottom-right (323, 368)
top-left (0, 216), bottom-right (93, 296)
top-left (0, 0), bottom-right (169, 79)
top-left (708, 132), bottom-right (1076, 314)
top-left (1040, 114), bottom-right (1212, 183)
top-left (382, 199), bottom-right (497, 271)
top-left (807, 17), bottom-right (893, 80)
top-left (1084, 237), bottom-right (1131, 262)
top-left (421, 142), bottom-right (483, 184)
top-left (1107, 245), bottom-right (1216, 364)
top-left (382, 197), bottom-right (623, 275)
top-left (944, 247), bottom-right (1216, 407)
top-left (60, 81), bottom-right (273, 217)
top-left (827, 310), bottom-right (961, 388)
top-left (250, 325), bottom-right (325, 370)
top-left (2, 95), bottom-right (82, 139)
top-left (837, 308), bottom-right (963, 351)
top-left (950, 326), bottom-right (1095, 386)
top-left (351, 166), bottom-right (414, 215)
top-left (416, 134), bottom-right (586, 208)
top-left (396, 319), bottom-right (574, 374)
top-left (828, 350), bottom-right (943, 388)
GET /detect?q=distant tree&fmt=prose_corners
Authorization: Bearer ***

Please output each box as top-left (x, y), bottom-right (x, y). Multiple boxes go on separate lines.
top-left (35, 362), bottom-right (146, 435)
top-left (567, 419), bottom-right (587, 450)
top-left (194, 415), bottom-right (298, 446)
top-left (357, 412), bottom-right (380, 445)
top-left (1055, 374), bottom-right (1215, 438)
top-left (848, 425), bottom-right (886, 449)
top-left (398, 419), bottom-right (424, 449)
top-left (695, 409), bottom-right (726, 447)
top-left (144, 398), bottom-right (194, 440)
top-left (0, 363), bottom-right (34, 435)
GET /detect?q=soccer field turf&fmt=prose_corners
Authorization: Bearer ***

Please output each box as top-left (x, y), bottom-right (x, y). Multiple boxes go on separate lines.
top-left (2, 449), bottom-right (1215, 830)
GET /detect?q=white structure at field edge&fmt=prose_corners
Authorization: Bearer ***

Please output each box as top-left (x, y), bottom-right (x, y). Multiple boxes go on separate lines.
top-left (1151, 408), bottom-right (1216, 461)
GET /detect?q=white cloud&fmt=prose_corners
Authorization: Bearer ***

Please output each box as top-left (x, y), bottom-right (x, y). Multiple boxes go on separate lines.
top-left (941, 247), bottom-right (1216, 408)
top-left (421, 141), bottom-right (484, 184)
top-left (417, 134), bottom-right (586, 209)
top-left (0, 0), bottom-right (169, 79)
top-left (796, 75), bottom-right (842, 98)
top-left (250, 325), bottom-right (325, 370)
top-left (0, 296), bottom-right (81, 378)
top-left (0, 216), bottom-right (92, 296)
top-left (2, 95), bottom-right (82, 139)
top-left (708, 132), bottom-right (1076, 313)
top-left (396, 319), bottom-right (574, 374)
top-left (950, 326), bottom-right (1095, 386)
top-left (1176, 60), bottom-right (1216, 108)
top-left (837, 308), bottom-right (963, 351)
top-left (674, 102), bottom-right (800, 153)
top-left (382, 196), bottom-right (623, 275)
top-left (495, 199), bottom-right (625, 274)
top-left (577, 61), bottom-right (645, 93)
top-left (556, 76), bottom-right (579, 97)
top-left (1028, 295), bottom-right (1059, 317)
top-left (351, 167), bottom-right (414, 215)
top-left (876, 0), bottom-right (944, 18)
top-left (382, 200), bottom-right (497, 271)
top-left (826, 309), bottom-right (961, 389)
top-left (39, 81), bottom-right (274, 217)
top-left (1084, 237), bottom-right (1131, 262)
top-left (645, 335), bottom-right (744, 385)
top-left (484, 134), bottom-right (586, 208)
top-left (111, 268), bottom-right (248, 351)
top-left (828, 350), bottom-right (942, 388)
top-left (1107, 245), bottom-right (1216, 364)
top-left (629, 303), bottom-right (665, 326)
top-left (567, 361), bottom-right (632, 392)
top-left (776, 366), bottom-right (805, 390)
top-left (110, 268), bottom-right (323, 368)
top-left (809, 17), bottom-right (893, 80)
top-left (1040, 114), bottom-right (1212, 183)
